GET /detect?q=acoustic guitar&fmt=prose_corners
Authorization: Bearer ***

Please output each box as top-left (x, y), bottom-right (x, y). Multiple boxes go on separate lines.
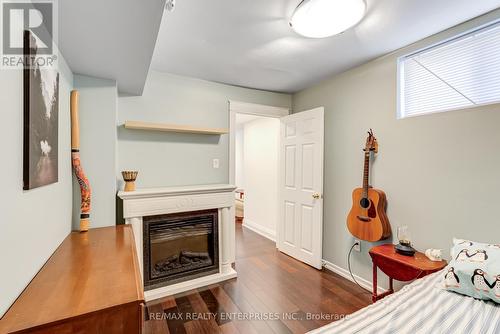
top-left (347, 130), bottom-right (391, 242)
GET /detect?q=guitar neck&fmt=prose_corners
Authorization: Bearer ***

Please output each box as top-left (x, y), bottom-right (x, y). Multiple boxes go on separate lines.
top-left (362, 151), bottom-right (370, 198)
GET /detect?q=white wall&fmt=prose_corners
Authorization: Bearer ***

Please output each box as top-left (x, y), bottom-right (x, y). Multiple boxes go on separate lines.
top-left (292, 9), bottom-right (500, 289)
top-left (72, 75), bottom-right (117, 229)
top-left (242, 118), bottom-right (280, 240)
top-left (117, 71), bottom-right (291, 189)
top-left (234, 128), bottom-right (244, 189)
top-left (0, 58), bottom-right (74, 316)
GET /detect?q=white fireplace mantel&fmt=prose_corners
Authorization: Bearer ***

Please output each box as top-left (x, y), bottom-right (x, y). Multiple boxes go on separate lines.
top-left (118, 184), bottom-right (237, 301)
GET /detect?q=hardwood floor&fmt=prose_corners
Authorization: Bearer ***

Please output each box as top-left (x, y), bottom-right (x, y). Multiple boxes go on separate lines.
top-left (144, 224), bottom-right (371, 334)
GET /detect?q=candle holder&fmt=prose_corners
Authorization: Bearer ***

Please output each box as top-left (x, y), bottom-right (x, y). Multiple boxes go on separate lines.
top-left (121, 171), bottom-right (138, 192)
top-left (395, 225), bottom-right (416, 256)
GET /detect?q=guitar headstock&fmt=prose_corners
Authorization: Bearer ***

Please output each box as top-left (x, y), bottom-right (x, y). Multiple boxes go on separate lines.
top-left (364, 129), bottom-right (378, 153)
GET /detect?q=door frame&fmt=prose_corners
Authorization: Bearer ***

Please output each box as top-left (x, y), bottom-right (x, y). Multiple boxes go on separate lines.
top-left (228, 101), bottom-right (290, 246)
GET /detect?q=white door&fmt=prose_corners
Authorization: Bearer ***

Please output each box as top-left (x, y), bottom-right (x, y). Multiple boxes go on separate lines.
top-left (278, 107), bottom-right (324, 269)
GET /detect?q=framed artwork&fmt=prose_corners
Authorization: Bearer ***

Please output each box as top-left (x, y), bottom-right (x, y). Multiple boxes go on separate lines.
top-left (23, 30), bottom-right (59, 190)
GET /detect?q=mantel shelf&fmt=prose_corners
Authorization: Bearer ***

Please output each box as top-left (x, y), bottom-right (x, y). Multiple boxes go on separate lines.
top-left (124, 120), bottom-right (228, 135)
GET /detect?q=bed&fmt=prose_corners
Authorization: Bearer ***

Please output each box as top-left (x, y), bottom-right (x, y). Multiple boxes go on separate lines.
top-left (309, 269), bottom-right (500, 334)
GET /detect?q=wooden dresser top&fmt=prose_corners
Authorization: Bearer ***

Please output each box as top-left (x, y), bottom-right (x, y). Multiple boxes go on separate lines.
top-left (0, 225), bottom-right (144, 333)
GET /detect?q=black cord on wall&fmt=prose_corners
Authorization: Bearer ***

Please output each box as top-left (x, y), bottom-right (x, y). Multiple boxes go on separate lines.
top-left (347, 242), bottom-right (371, 294)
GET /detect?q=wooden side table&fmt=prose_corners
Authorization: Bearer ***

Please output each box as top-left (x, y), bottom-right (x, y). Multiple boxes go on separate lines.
top-left (369, 244), bottom-right (447, 303)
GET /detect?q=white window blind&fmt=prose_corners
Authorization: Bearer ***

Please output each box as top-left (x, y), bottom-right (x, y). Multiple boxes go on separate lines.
top-left (398, 20), bottom-right (500, 118)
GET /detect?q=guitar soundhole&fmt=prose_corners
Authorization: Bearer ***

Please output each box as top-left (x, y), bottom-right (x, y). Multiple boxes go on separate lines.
top-left (360, 197), bottom-right (370, 209)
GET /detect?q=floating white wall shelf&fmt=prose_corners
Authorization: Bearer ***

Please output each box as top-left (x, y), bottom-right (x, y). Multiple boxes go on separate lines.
top-left (123, 120), bottom-right (228, 135)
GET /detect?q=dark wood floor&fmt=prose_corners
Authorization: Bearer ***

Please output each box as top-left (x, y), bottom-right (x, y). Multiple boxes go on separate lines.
top-left (144, 223), bottom-right (371, 334)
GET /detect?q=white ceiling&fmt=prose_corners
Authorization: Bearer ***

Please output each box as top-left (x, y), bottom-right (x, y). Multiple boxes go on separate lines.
top-left (151, 0), bottom-right (500, 93)
top-left (58, 0), bottom-right (166, 95)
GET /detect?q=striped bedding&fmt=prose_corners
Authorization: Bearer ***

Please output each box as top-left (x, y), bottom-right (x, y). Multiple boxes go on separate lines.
top-left (309, 269), bottom-right (500, 334)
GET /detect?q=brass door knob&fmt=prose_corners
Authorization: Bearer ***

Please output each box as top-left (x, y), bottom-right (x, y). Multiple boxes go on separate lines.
top-left (312, 193), bottom-right (321, 199)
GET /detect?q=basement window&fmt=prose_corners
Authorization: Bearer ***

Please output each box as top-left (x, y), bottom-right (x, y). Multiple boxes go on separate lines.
top-left (398, 20), bottom-right (500, 119)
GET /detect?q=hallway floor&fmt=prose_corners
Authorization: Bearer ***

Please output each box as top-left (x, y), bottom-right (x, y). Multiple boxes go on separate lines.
top-left (144, 223), bottom-right (371, 334)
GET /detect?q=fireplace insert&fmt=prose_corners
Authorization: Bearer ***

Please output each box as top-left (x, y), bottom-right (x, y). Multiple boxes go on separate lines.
top-left (143, 209), bottom-right (219, 290)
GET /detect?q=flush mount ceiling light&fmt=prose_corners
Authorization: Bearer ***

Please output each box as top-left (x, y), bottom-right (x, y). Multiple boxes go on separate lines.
top-left (290, 0), bottom-right (366, 38)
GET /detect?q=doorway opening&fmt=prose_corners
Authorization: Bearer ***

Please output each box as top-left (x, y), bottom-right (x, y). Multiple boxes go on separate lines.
top-left (234, 113), bottom-right (280, 240)
top-left (229, 101), bottom-right (289, 247)
top-left (229, 101), bottom-right (324, 269)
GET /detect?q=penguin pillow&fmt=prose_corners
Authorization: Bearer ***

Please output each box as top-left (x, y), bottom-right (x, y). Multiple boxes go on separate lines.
top-left (443, 238), bottom-right (500, 304)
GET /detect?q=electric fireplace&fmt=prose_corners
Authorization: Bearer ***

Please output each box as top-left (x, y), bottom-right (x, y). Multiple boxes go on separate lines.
top-left (143, 209), bottom-right (219, 290)
top-left (118, 184), bottom-right (237, 301)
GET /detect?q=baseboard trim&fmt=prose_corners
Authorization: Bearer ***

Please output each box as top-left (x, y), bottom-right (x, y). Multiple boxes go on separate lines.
top-left (242, 219), bottom-right (276, 242)
top-left (322, 259), bottom-right (386, 295)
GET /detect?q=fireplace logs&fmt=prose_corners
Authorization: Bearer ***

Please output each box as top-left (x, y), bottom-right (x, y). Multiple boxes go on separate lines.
top-left (180, 250), bottom-right (211, 261)
top-left (153, 251), bottom-right (212, 275)
top-left (154, 254), bottom-right (180, 271)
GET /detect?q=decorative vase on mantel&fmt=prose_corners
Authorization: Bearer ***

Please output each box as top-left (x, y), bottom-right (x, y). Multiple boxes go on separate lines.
top-left (121, 171), bottom-right (138, 192)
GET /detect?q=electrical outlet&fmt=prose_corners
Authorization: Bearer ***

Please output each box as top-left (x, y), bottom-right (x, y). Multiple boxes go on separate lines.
top-left (353, 240), bottom-right (361, 252)
top-left (212, 158), bottom-right (220, 169)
